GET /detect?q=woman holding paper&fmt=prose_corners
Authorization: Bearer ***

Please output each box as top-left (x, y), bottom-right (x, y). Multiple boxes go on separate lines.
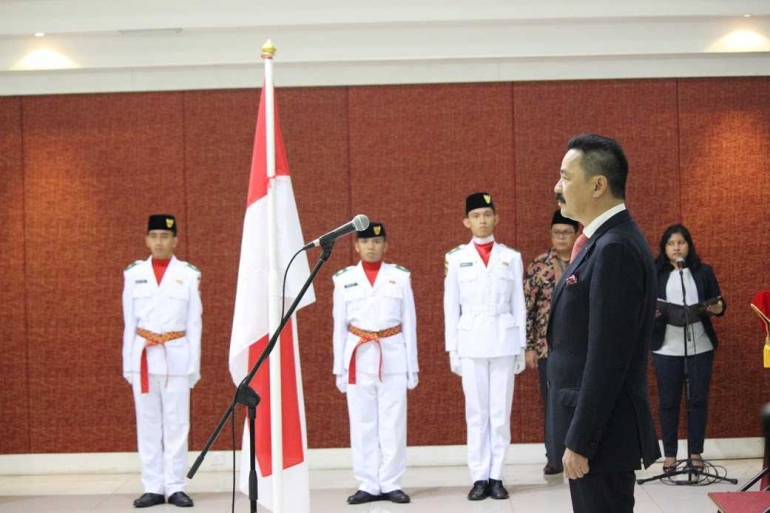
top-left (652, 224), bottom-right (726, 473)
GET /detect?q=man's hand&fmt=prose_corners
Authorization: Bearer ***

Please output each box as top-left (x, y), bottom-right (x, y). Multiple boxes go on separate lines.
top-left (449, 351), bottom-right (462, 376)
top-left (525, 350), bottom-right (538, 369)
top-left (335, 374), bottom-right (347, 394)
top-left (407, 372), bottom-right (419, 390)
top-left (563, 448), bottom-right (590, 480)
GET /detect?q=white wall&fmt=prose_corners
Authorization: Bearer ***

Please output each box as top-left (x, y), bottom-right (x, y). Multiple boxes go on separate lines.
top-left (0, 1), bottom-right (769, 94)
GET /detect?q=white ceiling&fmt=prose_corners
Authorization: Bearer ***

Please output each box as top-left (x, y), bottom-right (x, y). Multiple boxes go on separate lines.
top-left (1, 0), bottom-right (768, 95)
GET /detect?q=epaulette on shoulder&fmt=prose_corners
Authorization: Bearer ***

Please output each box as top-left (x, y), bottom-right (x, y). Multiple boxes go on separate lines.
top-left (446, 245), bottom-right (464, 256)
top-left (333, 266), bottom-right (354, 278)
top-left (394, 264), bottom-right (410, 273)
top-left (185, 262), bottom-right (201, 273)
top-left (124, 260), bottom-right (142, 272)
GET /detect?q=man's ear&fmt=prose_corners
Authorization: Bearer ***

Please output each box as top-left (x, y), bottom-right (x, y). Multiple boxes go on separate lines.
top-left (592, 175), bottom-right (609, 197)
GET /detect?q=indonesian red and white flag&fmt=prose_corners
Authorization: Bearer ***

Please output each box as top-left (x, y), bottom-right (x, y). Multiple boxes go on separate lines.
top-left (228, 79), bottom-right (314, 513)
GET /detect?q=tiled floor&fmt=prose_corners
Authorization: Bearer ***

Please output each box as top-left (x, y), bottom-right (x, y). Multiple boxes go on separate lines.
top-left (0, 459), bottom-right (763, 512)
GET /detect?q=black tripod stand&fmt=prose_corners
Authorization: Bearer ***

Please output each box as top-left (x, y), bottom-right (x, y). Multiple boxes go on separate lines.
top-left (186, 240), bottom-right (336, 512)
top-left (639, 261), bottom-right (736, 486)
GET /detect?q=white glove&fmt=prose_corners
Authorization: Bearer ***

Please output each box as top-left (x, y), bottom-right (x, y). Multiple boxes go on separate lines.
top-left (407, 372), bottom-right (419, 390)
top-left (335, 374), bottom-right (347, 394)
top-left (123, 372), bottom-right (133, 385)
top-left (449, 351), bottom-right (462, 376)
top-left (189, 373), bottom-right (201, 389)
top-left (513, 354), bottom-right (525, 375)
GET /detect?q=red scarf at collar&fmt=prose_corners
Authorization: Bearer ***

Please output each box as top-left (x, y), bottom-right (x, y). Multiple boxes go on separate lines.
top-left (362, 260), bottom-right (382, 286)
top-left (152, 258), bottom-right (171, 285)
top-left (474, 241), bottom-right (493, 267)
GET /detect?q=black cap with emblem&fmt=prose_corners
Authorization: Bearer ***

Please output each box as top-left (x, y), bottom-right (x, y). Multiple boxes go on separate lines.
top-left (356, 221), bottom-right (386, 239)
top-left (465, 192), bottom-right (495, 215)
top-left (147, 214), bottom-right (177, 235)
top-left (551, 209), bottom-right (579, 230)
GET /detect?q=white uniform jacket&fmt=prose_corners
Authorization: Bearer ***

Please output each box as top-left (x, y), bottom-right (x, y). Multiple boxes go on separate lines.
top-left (122, 256), bottom-right (203, 382)
top-left (444, 241), bottom-right (526, 358)
top-left (332, 262), bottom-right (418, 377)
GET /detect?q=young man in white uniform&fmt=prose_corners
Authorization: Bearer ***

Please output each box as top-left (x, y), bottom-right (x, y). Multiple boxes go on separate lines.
top-left (332, 222), bottom-right (419, 505)
top-left (444, 193), bottom-right (527, 501)
top-left (122, 214), bottom-right (202, 508)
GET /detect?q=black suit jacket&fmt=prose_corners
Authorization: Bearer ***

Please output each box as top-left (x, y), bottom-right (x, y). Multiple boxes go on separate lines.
top-left (546, 209), bottom-right (661, 473)
top-left (651, 263), bottom-right (726, 351)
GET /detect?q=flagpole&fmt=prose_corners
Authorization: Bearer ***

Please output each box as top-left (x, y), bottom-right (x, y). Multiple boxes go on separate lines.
top-left (262, 39), bottom-right (284, 513)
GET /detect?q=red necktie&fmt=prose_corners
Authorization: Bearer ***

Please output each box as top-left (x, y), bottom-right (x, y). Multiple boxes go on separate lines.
top-left (570, 233), bottom-right (589, 263)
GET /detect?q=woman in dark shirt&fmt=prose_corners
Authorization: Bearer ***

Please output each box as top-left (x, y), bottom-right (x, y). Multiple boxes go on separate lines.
top-left (652, 224), bottom-right (725, 472)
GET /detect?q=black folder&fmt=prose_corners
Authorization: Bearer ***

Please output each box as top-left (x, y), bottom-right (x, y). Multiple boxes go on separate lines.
top-left (656, 296), bottom-right (722, 327)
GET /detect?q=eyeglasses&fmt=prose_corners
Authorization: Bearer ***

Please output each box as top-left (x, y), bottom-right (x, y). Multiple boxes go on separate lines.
top-left (551, 230), bottom-right (576, 238)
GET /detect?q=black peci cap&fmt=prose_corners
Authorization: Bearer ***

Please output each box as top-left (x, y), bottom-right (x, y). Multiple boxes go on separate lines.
top-left (465, 192), bottom-right (495, 215)
top-left (147, 214), bottom-right (177, 234)
top-left (356, 221), bottom-right (386, 239)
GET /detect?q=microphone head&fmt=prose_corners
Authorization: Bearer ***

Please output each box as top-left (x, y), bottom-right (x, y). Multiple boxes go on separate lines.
top-left (352, 214), bottom-right (369, 231)
top-left (676, 257), bottom-right (686, 268)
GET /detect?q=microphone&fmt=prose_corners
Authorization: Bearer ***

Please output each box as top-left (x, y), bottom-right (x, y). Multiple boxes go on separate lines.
top-left (302, 214), bottom-right (369, 250)
top-left (676, 257), bottom-right (686, 269)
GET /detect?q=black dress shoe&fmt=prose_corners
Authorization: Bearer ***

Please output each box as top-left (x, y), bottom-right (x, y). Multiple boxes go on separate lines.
top-left (347, 490), bottom-right (381, 504)
top-left (488, 479), bottom-right (509, 500)
top-left (133, 493), bottom-right (165, 508)
top-left (167, 492), bottom-right (194, 507)
top-left (543, 463), bottom-right (564, 475)
top-left (467, 480), bottom-right (489, 501)
top-left (382, 489), bottom-right (411, 503)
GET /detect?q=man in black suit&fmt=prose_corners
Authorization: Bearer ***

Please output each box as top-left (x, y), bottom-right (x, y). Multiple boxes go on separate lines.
top-left (546, 134), bottom-right (660, 513)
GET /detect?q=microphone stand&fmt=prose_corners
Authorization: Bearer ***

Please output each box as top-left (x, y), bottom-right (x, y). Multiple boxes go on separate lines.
top-left (639, 262), bottom-right (736, 486)
top-left (187, 239), bottom-right (336, 512)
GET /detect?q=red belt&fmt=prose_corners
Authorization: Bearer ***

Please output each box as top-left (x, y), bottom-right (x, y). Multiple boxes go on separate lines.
top-left (136, 328), bottom-right (185, 394)
top-left (347, 324), bottom-right (401, 385)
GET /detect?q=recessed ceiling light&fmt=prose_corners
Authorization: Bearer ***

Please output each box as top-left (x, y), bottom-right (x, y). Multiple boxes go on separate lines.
top-left (743, 14), bottom-right (752, 18)
top-left (34, 32), bottom-right (45, 37)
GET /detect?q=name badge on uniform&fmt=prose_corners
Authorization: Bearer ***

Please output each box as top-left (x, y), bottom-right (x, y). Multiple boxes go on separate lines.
top-left (176, 279), bottom-right (184, 285)
top-left (344, 282), bottom-right (358, 289)
top-left (389, 280), bottom-right (396, 284)
top-left (501, 261), bottom-right (509, 266)
top-left (135, 279), bottom-right (147, 284)
top-left (460, 262), bottom-right (474, 267)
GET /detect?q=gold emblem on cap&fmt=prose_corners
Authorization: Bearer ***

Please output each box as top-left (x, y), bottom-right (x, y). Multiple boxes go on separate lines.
top-left (373, 226), bottom-right (382, 236)
top-left (166, 218), bottom-right (174, 228)
top-left (483, 194), bottom-right (491, 204)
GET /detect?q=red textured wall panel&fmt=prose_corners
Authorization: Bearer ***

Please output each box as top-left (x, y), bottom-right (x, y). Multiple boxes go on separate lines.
top-left (678, 77), bottom-right (770, 439)
top-left (348, 83), bottom-right (517, 445)
top-left (0, 97), bottom-right (28, 453)
top-left (512, 79), bottom-right (681, 443)
top-left (1, 77), bottom-right (768, 455)
top-left (22, 93), bottom-right (186, 452)
top-left (277, 87), bottom-right (352, 448)
top-left (182, 89), bottom-right (256, 451)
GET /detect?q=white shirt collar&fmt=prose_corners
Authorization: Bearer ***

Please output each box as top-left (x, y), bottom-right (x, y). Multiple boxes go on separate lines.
top-left (583, 203), bottom-right (626, 238)
top-left (472, 235), bottom-right (495, 244)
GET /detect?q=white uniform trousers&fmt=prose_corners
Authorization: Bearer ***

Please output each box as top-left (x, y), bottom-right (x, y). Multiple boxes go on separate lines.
top-left (132, 374), bottom-right (190, 496)
top-left (461, 356), bottom-right (515, 482)
top-left (346, 372), bottom-right (407, 495)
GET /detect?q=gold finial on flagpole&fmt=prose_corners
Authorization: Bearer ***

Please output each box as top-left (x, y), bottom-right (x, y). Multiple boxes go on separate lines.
top-left (261, 40), bottom-right (276, 59)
